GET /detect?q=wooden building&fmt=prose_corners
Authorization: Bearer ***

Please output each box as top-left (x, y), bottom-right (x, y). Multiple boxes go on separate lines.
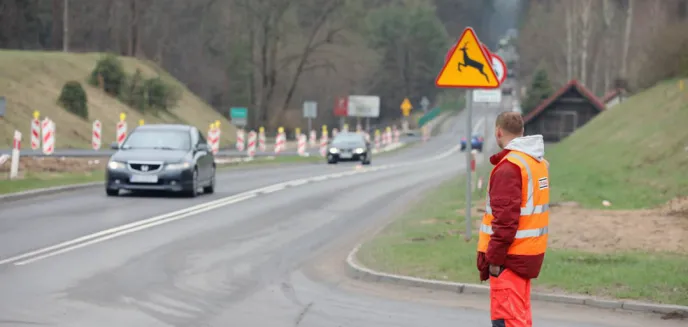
top-left (523, 80), bottom-right (605, 142)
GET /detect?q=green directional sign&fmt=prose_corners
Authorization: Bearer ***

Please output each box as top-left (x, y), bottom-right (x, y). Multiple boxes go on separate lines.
top-left (230, 107), bottom-right (248, 126)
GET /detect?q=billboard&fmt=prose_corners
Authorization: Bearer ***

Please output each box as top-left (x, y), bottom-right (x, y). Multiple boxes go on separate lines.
top-left (347, 95), bottom-right (380, 118)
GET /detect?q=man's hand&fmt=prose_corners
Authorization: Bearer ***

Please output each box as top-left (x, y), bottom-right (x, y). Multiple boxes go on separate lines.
top-left (489, 264), bottom-right (503, 277)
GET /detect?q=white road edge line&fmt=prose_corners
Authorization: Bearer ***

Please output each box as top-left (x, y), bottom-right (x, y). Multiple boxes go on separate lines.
top-left (2, 143), bottom-right (461, 266)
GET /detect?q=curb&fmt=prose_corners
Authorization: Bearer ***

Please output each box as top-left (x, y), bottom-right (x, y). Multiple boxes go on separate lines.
top-left (345, 244), bottom-right (688, 317)
top-left (0, 182), bottom-right (103, 204)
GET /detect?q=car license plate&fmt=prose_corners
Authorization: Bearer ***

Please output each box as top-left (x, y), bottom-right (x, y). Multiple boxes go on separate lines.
top-left (130, 174), bottom-right (158, 183)
top-left (340, 152), bottom-right (352, 159)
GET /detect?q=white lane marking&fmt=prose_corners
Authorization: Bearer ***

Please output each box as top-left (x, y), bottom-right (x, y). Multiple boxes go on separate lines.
top-left (15, 194), bottom-right (257, 265)
top-left (287, 179), bottom-right (308, 187)
top-left (261, 184), bottom-right (286, 194)
top-left (2, 142), bottom-right (461, 266)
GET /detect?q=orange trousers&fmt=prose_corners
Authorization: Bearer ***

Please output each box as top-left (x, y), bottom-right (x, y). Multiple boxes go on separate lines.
top-left (489, 268), bottom-right (532, 327)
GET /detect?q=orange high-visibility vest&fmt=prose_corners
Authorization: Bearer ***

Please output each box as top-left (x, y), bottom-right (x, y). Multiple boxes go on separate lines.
top-left (477, 151), bottom-right (550, 256)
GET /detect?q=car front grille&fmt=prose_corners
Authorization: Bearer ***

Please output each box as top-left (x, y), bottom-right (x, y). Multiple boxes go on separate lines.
top-left (128, 161), bottom-right (163, 173)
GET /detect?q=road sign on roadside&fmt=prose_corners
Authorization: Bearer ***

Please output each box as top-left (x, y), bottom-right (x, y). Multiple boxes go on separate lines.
top-left (491, 53), bottom-right (507, 85)
top-left (473, 89), bottom-right (502, 103)
top-left (436, 27), bottom-right (499, 89)
top-left (303, 101), bottom-right (317, 118)
top-left (420, 96), bottom-right (430, 112)
top-left (230, 107), bottom-right (248, 127)
top-left (400, 98), bottom-right (412, 116)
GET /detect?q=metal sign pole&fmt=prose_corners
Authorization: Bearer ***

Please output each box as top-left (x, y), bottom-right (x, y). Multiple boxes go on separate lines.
top-left (465, 90), bottom-right (473, 242)
top-left (308, 117), bottom-right (312, 134)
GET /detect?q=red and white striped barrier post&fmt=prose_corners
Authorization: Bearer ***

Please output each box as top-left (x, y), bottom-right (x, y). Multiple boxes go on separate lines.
top-left (41, 118), bottom-right (54, 155)
top-left (332, 128), bottom-right (339, 138)
top-left (393, 127), bottom-right (400, 144)
top-left (236, 129), bottom-right (245, 152)
top-left (477, 176), bottom-right (483, 190)
top-left (471, 149), bottom-right (477, 192)
top-left (297, 133), bottom-right (307, 156)
top-left (309, 130), bottom-right (317, 148)
top-left (116, 113), bottom-right (127, 147)
top-left (384, 127), bottom-right (392, 145)
top-left (10, 130), bottom-right (21, 179)
top-left (31, 111), bottom-right (40, 150)
top-left (214, 120), bottom-right (221, 153)
top-left (422, 125), bottom-right (430, 142)
top-left (320, 126), bottom-right (329, 157)
top-left (247, 130), bottom-right (257, 158)
top-left (258, 127), bottom-right (266, 152)
top-left (274, 127), bottom-right (285, 154)
top-left (92, 120), bottom-right (102, 150)
top-left (356, 123), bottom-right (362, 132)
top-left (207, 124), bottom-right (216, 154)
top-left (374, 130), bottom-right (381, 151)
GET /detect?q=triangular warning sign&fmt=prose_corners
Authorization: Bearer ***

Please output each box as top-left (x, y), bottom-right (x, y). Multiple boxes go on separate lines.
top-left (436, 28), bottom-right (499, 89)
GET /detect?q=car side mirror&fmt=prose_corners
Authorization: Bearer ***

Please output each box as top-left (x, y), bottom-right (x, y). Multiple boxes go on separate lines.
top-left (110, 142), bottom-right (119, 150)
top-left (196, 143), bottom-right (210, 152)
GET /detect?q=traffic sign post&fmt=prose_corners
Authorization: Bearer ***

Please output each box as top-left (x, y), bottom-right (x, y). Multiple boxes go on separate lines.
top-left (435, 27), bottom-right (503, 242)
top-left (303, 101), bottom-right (317, 134)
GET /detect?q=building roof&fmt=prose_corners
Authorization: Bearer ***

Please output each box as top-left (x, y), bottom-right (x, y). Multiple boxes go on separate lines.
top-left (601, 88), bottom-right (627, 104)
top-left (523, 79), bottom-right (606, 124)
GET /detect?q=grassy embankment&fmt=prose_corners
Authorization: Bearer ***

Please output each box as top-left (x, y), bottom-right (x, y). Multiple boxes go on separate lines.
top-left (0, 50), bottom-right (237, 149)
top-left (358, 80), bottom-right (688, 305)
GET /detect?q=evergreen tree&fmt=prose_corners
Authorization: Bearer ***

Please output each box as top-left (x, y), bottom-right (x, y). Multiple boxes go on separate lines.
top-left (523, 66), bottom-right (554, 115)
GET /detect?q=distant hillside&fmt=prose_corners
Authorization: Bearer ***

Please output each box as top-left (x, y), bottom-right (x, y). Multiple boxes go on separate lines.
top-left (0, 51), bottom-right (236, 149)
top-left (547, 80), bottom-right (688, 209)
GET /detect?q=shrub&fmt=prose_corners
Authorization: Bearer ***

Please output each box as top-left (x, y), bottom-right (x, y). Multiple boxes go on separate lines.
top-left (58, 81), bottom-right (88, 119)
top-left (145, 77), bottom-right (179, 111)
top-left (89, 54), bottom-right (126, 96)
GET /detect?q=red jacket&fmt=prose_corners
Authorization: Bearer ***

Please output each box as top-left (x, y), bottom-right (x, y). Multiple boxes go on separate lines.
top-left (477, 149), bottom-right (545, 281)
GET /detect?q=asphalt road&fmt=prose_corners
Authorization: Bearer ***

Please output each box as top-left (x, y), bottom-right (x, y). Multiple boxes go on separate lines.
top-left (0, 108), bottom-right (680, 327)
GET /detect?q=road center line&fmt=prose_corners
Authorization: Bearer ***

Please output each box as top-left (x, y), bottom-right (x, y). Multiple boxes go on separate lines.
top-left (2, 142), bottom-right (461, 266)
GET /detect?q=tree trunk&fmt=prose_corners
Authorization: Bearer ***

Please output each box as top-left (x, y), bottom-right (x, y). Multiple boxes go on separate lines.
top-left (51, 0), bottom-right (62, 50)
top-left (602, 0), bottom-right (616, 91)
top-left (620, 0), bottom-right (634, 79)
top-left (565, 1), bottom-right (574, 81)
top-left (128, 0), bottom-right (138, 57)
top-left (579, 0), bottom-right (593, 86)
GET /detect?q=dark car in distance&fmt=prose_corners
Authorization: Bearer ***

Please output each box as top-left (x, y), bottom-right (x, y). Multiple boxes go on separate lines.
top-left (460, 135), bottom-right (484, 152)
top-left (105, 124), bottom-right (216, 197)
top-left (327, 132), bottom-right (372, 165)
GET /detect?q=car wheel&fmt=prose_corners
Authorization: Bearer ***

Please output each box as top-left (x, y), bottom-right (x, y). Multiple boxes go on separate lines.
top-left (106, 188), bottom-right (119, 196)
top-left (203, 166), bottom-right (216, 194)
top-left (327, 159), bottom-right (337, 164)
top-left (185, 168), bottom-right (199, 198)
top-left (362, 159), bottom-right (371, 165)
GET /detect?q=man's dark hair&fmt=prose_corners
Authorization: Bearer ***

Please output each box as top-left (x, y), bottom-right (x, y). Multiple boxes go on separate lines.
top-left (495, 111), bottom-right (524, 135)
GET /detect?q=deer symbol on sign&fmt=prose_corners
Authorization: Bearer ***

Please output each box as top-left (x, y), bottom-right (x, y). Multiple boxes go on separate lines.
top-left (457, 42), bottom-right (490, 82)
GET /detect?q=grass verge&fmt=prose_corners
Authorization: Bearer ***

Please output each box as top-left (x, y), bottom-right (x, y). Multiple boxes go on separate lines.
top-left (357, 172), bottom-right (688, 305)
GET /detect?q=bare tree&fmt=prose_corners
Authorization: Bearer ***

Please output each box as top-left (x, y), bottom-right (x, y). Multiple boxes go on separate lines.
top-left (620, 0), bottom-right (634, 80)
top-left (578, 0), bottom-right (594, 86)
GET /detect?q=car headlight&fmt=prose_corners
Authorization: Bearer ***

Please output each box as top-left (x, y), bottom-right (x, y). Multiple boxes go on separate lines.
top-left (328, 148), bottom-right (339, 154)
top-left (166, 162), bottom-right (191, 170)
top-left (354, 148), bottom-right (365, 154)
top-left (107, 161), bottom-right (125, 170)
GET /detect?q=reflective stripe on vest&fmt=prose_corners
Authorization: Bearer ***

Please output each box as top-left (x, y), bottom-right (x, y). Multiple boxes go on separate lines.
top-left (478, 151), bottom-right (549, 255)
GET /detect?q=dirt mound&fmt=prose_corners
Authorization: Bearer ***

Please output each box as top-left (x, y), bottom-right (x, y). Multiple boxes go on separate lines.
top-left (550, 198), bottom-right (688, 254)
top-left (0, 156), bottom-right (107, 176)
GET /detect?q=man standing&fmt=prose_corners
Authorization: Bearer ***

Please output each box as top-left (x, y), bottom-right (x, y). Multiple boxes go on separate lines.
top-left (476, 112), bottom-right (549, 327)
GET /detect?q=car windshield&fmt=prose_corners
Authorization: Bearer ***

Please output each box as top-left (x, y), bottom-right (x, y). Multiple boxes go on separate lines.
top-left (332, 133), bottom-right (364, 146)
top-left (121, 129), bottom-right (191, 150)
